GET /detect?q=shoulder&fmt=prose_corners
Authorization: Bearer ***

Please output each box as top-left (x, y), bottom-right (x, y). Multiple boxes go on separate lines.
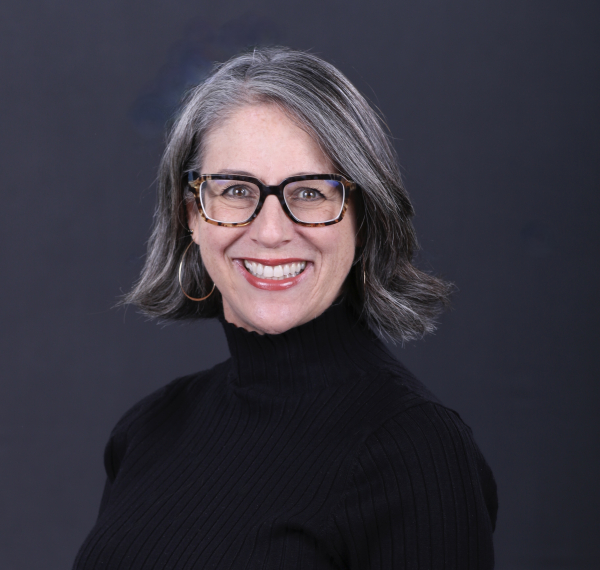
top-left (341, 363), bottom-right (497, 521)
top-left (364, 401), bottom-right (496, 499)
top-left (343, 400), bottom-right (498, 531)
top-left (349, 391), bottom-right (492, 476)
top-left (348, 362), bottom-right (442, 435)
top-left (387, 400), bottom-right (496, 518)
top-left (351, 356), bottom-right (479, 460)
top-left (323, 401), bottom-right (497, 568)
top-left (103, 359), bottom-right (230, 481)
top-left (114, 361), bottom-right (227, 432)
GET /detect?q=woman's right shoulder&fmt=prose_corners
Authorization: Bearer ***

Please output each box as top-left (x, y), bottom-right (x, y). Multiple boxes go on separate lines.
top-left (109, 359), bottom-right (231, 440)
top-left (102, 360), bottom-right (230, 483)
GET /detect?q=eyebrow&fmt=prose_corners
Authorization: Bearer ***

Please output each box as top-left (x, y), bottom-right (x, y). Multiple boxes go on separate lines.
top-left (210, 168), bottom-right (325, 178)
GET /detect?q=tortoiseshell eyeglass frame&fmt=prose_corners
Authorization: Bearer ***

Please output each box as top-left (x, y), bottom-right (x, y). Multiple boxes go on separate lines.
top-left (185, 172), bottom-right (357, 228)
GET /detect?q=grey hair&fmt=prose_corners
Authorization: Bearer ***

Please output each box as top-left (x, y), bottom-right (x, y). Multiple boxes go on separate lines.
top-left (122, 46), bottom-right (453, 342)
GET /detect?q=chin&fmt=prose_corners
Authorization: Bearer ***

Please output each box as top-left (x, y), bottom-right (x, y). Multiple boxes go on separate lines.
top-left (229, 302), bottom-right (317, 336)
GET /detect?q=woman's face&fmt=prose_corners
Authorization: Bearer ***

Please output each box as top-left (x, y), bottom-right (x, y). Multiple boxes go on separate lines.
top-left (188, 104), bottom-right (358, 335)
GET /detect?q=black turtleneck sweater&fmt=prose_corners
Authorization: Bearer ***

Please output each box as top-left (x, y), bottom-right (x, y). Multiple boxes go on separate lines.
top-left (73, 303), bottom-right (497, 569)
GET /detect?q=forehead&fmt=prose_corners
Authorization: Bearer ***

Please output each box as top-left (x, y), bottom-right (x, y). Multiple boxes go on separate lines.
top-left (201, 104), bottom-right (334, 182)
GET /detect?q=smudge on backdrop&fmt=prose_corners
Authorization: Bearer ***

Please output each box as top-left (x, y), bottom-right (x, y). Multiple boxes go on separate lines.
top-left (129, 13), bottom-right (279, 138)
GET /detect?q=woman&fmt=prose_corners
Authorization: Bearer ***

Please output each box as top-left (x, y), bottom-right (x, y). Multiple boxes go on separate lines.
top-left (74, 47), bottom-right (497, 569)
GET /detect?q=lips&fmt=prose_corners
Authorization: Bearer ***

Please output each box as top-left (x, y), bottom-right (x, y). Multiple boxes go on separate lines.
top-left (235, 258), bottom-right (310, 291)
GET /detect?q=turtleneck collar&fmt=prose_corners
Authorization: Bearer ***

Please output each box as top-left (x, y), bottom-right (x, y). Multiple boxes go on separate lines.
top-left (220, 302), bottom-right (400, 394)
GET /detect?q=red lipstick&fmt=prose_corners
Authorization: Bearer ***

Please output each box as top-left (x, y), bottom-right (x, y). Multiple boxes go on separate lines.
top-left (234, 259), bottom-right (310, 291)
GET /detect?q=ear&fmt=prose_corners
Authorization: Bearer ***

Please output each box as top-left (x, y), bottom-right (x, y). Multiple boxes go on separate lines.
top-left (186, 199), bottom-right (201, 244)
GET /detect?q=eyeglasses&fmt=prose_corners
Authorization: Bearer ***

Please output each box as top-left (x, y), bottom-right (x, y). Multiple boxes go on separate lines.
top-left (186, 172), bottom-right (357, 227)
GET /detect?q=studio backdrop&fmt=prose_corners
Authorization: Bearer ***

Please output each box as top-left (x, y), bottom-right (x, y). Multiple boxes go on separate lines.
top-left (0, 1), bottom-right (598, 569)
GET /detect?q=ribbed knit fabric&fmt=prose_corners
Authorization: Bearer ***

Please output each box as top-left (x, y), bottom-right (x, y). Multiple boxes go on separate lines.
top-left (73, 303), bottom-right (497, 569)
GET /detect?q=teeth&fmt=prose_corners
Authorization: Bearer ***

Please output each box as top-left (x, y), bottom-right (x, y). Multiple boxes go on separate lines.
top-left (243, 260), bottom-right (307, 280)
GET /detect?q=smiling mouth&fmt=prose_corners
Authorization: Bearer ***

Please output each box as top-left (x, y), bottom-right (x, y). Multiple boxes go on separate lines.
top-left (243, 260), bottom-right (307, 280)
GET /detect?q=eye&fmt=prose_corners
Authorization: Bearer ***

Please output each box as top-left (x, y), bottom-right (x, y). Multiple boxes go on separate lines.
top-left (223, 185), bottom-right (252, 198)
top-left (296, 187), bottom-right (324, 201)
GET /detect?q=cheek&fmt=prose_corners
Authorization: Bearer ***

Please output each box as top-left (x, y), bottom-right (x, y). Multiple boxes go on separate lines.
top-left (336, 231), bottom-right (358, 274)
top-left (335, 210), bottom-right (359, 259)
top-left (196, 224), bottom-right (224, 272)
top-left (334, 220), bottom-right (359, 278)
top-left (197, 224), bottom-right (245, 273)
top-left (310, 224), bottom-right (357, 276)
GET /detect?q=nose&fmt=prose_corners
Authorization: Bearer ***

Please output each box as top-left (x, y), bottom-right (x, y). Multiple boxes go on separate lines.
top-left (247, 195), bottom-right (294, 248)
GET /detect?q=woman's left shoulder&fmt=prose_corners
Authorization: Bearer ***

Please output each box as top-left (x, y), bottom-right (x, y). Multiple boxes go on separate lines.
top-left (322, 396), bottom-right (498, 568)
top-left (351, 394), bottom-right (498, 530)
top-left (344, 361), bottom-right (499, 523)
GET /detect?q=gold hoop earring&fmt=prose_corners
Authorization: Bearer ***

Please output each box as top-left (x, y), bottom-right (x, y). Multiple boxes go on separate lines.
top-left (178, 240), bottom-right (215, 301)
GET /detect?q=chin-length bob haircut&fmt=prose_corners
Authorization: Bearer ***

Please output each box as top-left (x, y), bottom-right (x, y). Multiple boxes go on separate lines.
top-left (123, 46), bottom-right (453, 342)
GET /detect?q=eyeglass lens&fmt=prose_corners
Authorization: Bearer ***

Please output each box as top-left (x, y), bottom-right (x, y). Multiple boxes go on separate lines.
top-left (199, 179), bottom-right (345, 224)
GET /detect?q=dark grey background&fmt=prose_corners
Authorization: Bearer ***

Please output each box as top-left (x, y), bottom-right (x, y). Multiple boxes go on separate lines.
top-left (1, 0), bottom-right (598, 568)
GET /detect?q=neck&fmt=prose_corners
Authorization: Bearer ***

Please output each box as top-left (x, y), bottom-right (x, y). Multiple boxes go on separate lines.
top-left (221, 302), bottom-right (400, 394)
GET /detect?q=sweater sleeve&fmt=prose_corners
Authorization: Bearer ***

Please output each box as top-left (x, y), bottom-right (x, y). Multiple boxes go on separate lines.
top-left (324, 402), bottom-right (497, 570)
